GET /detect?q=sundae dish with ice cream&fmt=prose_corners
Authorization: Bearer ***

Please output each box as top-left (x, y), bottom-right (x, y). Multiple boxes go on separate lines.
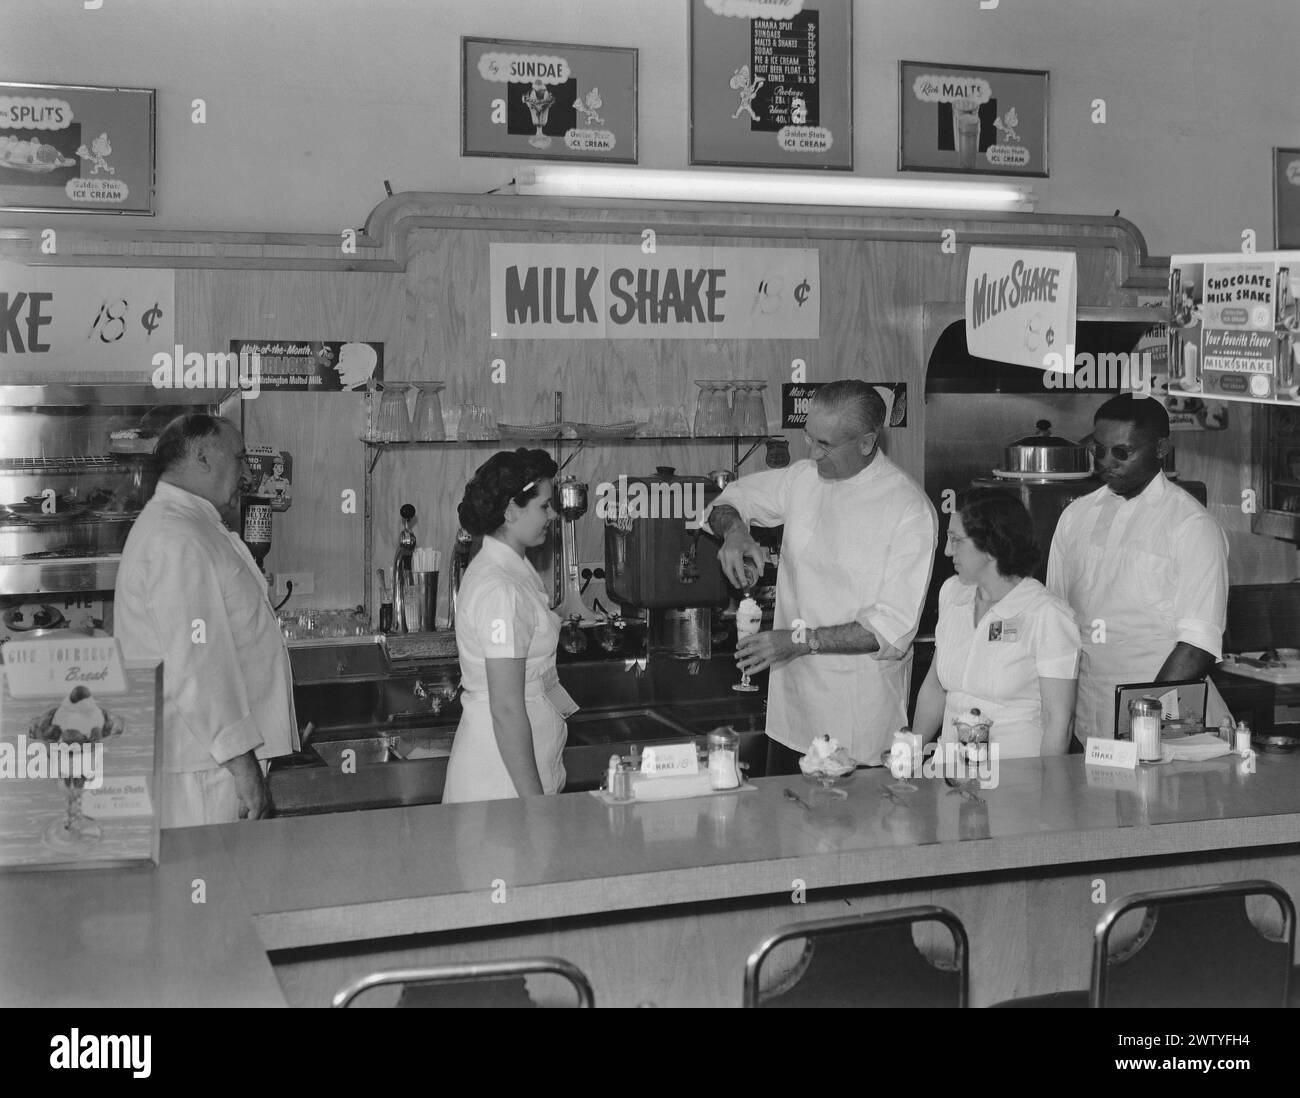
top-left (800, 734), bottom-right (857, 778)
top-left (953, 707), bottom-right (992, 761)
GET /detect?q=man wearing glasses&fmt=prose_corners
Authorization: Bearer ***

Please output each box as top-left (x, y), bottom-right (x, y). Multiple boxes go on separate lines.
top-left (1047, 393), bottom-right (1231, 748)
top-left (702, 380), bottom-right (938, 774)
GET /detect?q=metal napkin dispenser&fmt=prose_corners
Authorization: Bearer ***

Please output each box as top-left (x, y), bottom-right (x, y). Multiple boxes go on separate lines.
top-left (603, 468), bottom-right (728, 609)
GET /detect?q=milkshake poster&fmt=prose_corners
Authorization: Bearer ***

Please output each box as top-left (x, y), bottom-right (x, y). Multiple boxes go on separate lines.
top-left (1168, 251), bottom-right (1300, 408)
top-left (899, 62), bottom-right (1048, 178)
top-left (690, 0), bottom-right (853, 171)
top-left (0, 82), bottom-right (155, 215)
top-left (461, 38), bottom-right (637, 163)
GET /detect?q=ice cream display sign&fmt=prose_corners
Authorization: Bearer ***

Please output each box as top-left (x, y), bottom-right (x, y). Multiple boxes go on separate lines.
top-left (462, 38), bottom-right (637, 164)
top-left (0, 82), bottom-right (155, 215)
top-left (964, 247), bottom-right (1077, 373)
top-left (899, 62), bottom-right (1048, 178)
top-left (1, 642), bottom-right (161, 871)
top-left (1168, 251), bottom-right (1300, 408)
top-left (690, 0), bottom-right (853, 171)
top-left (489, 243), bottom-right (819, 340)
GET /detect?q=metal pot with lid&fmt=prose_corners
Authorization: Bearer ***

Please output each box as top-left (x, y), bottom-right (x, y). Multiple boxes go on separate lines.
top-left (1003, 420), bottom-right (1091, 475)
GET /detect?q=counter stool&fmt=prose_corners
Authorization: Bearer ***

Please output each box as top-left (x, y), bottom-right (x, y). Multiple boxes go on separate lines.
top-left (743, 905), bottom-right (969, 1008)
top-left (994, 879), bottom-right (1295, 1008)
top-left (331, 957), bottom-right (594, 1008)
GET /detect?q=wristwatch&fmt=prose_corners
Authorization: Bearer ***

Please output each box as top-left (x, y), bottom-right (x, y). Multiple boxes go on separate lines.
top-left (806, 628), bottom-right (822, 655)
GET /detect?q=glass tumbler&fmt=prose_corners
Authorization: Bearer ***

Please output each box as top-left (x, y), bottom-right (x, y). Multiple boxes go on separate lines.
top-left (735, 381), bottom-right (769, 436)
top-left (411, 382), bottom-right (446, 441)
top-left (376, 383), bottom-right (412, 442)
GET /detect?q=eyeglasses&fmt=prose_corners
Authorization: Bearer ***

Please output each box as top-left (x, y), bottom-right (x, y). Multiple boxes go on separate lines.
top-left (1088, 441), bottom-right (1152, 463)
top-left (803, 431), bottom-right (871, 456)
top-left (945, 532), bottom-right (971, 545)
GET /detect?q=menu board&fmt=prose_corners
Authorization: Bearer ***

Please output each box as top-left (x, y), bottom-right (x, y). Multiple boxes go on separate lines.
top-left (689, 0), bottom-right (852, 170)
top-left (0, 82), bottom-right (155, 215)
top-left (0, 639), bottom-right (161, 872)
top-left (1168, 251), bottom-right (1300, 408)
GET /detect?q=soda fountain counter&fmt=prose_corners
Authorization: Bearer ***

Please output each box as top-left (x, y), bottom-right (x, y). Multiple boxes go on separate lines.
top-left (7, 748), bottom-right (1300, 1008)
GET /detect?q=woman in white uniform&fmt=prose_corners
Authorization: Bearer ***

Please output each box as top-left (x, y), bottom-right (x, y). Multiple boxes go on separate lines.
top-left (442, 448), bottom-right (575, 803)
top-left (912, 489), bottom-right (1080, 758)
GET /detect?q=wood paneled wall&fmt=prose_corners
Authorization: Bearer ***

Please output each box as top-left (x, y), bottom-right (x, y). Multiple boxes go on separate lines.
top-left (2, 194), bottom-right (1185, 611)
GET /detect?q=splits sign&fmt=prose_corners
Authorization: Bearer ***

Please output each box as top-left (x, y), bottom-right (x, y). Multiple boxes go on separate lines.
top-left (489, 243), bottom-right (820, 340)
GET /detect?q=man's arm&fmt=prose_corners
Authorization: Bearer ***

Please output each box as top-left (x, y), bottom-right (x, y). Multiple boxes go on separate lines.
top-left (1162, 512), bottom-right (1229, 682)
top-left (1156, 641), bottom-right (1217, 682)
top-left (707, 504), bottom-right (746, 541)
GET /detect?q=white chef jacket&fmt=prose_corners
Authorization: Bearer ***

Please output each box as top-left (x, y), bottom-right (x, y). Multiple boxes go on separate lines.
top-left (443, 534), bottom-right (568, 802)
top-left (934, 576), bottom-right (1081, 758)
top-left (114, 481), bottom-right (299, 772)
top-left (702, 453), bottom-right (937, 762)
top-left (1047, 472), bottom-right (1230, 743)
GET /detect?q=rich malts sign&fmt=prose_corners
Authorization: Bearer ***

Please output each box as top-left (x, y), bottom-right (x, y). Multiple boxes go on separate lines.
top-left (1168, 251), bottom-right (1300, 407)
top-left (489, 243), bottom-right (820, 340)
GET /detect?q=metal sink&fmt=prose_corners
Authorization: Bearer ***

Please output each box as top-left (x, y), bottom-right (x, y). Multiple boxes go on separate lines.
top-left (564, 706), bottom-right (695, 746)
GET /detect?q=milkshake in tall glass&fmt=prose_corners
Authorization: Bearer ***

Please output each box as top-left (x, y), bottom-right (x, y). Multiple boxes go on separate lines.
top-left (953, 98), bottom-right (981, 169)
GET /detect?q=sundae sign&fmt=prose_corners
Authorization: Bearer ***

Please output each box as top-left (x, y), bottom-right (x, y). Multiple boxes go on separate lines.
top-left (964, 246), bottom-right (1078, 373)
top-left (0, 82), bottom-right (155, 215)
top-left (462, 38), bottom-right (637, 163)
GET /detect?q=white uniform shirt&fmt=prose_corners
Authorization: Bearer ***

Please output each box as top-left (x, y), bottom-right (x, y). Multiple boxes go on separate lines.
top-left (703, 453), bottom-right (937, 762)
top-left (934, 576), bottom-right (1080, 758)
top-left (114, 481), bottom-right (298, 772)
top-left (1047, 472), bottom-right (1230, 742)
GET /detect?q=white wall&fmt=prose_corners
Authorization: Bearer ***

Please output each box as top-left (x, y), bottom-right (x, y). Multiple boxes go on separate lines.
top-left (5, 0), bottom-right (1299, 257)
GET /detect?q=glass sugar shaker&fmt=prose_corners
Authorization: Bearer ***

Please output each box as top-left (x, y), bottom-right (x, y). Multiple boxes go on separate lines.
top-left (707, 726), bottom-right (741, 790)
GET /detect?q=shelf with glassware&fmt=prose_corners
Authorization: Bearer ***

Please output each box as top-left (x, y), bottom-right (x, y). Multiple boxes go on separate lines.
top-left (1250, 405), bottom-right (1300, 541)
top-left (357, 382), bottom-right (779, 625)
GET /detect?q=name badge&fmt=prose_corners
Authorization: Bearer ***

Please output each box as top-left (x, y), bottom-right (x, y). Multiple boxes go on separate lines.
top-left (987, 616), bottom-right (1021, 643)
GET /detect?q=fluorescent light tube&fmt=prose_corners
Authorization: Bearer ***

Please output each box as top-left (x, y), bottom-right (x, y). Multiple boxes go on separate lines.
top-left (515, 165), bottom-right (1035, 212)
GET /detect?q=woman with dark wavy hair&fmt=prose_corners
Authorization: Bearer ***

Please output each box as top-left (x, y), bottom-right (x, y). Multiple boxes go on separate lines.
top-left (912, 489), bottom-right (1081, 758)
top-left (443, 447), bottom-right (573, 803)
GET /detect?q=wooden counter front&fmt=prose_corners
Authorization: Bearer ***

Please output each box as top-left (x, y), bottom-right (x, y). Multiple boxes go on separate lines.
top-left (4, 752), bottom-right (1300, 1007)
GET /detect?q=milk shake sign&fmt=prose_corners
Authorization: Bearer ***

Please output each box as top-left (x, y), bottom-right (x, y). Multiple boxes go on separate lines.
top-left (489, 243), bottom-right (820, 339)
top-left (964, 246), bottom-right (1077, 372)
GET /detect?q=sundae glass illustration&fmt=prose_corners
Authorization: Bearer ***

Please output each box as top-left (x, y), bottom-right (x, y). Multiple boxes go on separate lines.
top-left (28, 686), bottom-right (123, 849)
top-left (523, 80), bottom-right (556, 149)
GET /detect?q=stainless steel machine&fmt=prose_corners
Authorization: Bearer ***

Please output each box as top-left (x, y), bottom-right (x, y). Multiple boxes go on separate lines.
top-left (0, 383), bottom-right (238, 641)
